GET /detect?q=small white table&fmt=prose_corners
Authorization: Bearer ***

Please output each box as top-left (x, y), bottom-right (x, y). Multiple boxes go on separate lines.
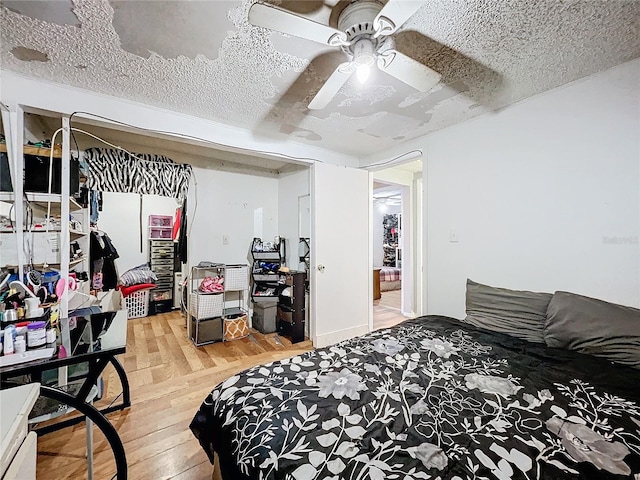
top-left (0, 383), bottom-right (40, 480)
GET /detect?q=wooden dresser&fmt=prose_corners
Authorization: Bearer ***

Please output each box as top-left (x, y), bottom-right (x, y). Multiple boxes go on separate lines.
top-left (373, 268), bottom-right (381, 301)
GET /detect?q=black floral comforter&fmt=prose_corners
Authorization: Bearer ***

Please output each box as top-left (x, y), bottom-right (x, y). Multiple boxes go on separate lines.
top-left (190, 316), bottom-right (640, 479)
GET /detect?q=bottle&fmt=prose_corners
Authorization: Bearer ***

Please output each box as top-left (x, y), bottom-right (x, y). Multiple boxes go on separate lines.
top-left (3, 329), bottom-right (14, 355)
top-left (46, 328), bottom-right (56, 344)
top-left (27, 321), bottom-right (47, 349)
top-left (14, 335), bottom-right (26, 354)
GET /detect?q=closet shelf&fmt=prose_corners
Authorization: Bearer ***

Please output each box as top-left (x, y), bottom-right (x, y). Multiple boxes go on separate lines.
top-left (0, 143), bottom-right (63, 158)
top-left (0, 229), bottom-right (87, 237)
top-left (0, 193), bottom-right (83, 213)
top-left (69, 256), bottom-right (86, 267)
top-left (70, 229), bottom-right (89, 239)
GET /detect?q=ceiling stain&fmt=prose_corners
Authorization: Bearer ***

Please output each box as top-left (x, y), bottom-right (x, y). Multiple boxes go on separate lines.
top-left (10, 46), bottom-right (49, 62)
top-left (280, 124), bottom-right (322, 141)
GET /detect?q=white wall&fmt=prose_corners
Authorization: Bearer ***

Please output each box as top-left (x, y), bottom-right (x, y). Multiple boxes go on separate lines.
top-left (98, 192), bottom-right (179, 273)
top-left (98, 166), bottom-right (280, 275)
top-left (188, 168), bottom-right (279, 267)
top-left (278, 169), bottom-right (310, 269)
top-left (421, 59), bottom-right (640, 318)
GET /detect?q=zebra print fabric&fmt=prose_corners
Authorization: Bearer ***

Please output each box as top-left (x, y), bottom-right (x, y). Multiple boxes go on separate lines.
top-left (84, 148), bottom-right (192, 199)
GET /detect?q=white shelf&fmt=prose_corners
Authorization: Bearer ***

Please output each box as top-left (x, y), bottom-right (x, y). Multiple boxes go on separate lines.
top-left (69, 256), bottom-right (86, 267)
top-left (0, 229), bottom-right (87, 238)
top-left (70, 229), bottom-right (89, 239)
top-left (0, 193), bottom-right (83, 213)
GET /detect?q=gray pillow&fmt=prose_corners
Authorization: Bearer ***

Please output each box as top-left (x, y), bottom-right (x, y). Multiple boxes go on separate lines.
top-left (544, 291), bottom-right (640, 369)
top-left (464, 279), bottom-right (552, 343)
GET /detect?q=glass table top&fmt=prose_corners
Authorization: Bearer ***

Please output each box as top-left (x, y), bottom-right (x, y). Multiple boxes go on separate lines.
top-left (0, 310), bottom-right (127, 376)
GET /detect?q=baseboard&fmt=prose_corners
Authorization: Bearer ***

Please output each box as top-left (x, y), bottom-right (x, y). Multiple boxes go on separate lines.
top-left (314, 324), bottom-right (369, 348)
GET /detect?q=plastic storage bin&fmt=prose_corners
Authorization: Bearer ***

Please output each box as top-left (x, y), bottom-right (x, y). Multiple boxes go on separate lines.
top-left (149, 227), bottom-right (173, 239)
top-left (125, 289), bottom-right (150, 319)
top-left (149, 215), bottom-right (173, 227)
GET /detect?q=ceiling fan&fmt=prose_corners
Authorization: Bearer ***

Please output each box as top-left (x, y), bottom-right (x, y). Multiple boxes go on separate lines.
top-left (248, 0), bottom-right (441, 110)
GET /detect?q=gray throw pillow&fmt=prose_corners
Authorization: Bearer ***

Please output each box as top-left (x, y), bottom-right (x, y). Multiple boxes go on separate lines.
top-left (464, 279), bottom-right (552, 343)
top-left (544, 291), bottom-right (640, 369)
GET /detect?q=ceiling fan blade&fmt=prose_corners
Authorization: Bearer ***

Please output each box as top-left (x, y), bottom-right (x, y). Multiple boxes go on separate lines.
top-left (308, 62), bottom-right (354, 110)
top-left (377, 50), bottom-right (441, 92)
top-left (249, 2), bottom-right (348, 47)
top-left (374, 0), bottom-right (428, 37)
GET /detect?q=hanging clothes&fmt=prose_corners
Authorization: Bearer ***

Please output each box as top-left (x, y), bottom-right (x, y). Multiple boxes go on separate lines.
top-left (178, 197), bottom-right (188, 264)
top-left (90, 230), bottom-right (120, 291)
top-left (89, 190), bottom-right (102, 225)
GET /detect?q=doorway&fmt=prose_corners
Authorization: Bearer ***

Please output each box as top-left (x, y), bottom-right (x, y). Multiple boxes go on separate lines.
top-left (370, 159), bottom-right (423, 331)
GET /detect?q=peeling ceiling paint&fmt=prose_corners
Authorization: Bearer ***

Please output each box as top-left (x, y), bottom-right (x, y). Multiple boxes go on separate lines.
top-left (1, 0), bottom-right (638, 158)
top-left (2, 0), bottom-right (78, 26)
top-left (10, 46), bottom-right (49, 62)
top-left (110, 1), bottom-right (233, 60)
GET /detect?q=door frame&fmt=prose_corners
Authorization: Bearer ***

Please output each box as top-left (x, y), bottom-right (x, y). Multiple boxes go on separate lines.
top-left (369, 161), bottom-right (423, 321)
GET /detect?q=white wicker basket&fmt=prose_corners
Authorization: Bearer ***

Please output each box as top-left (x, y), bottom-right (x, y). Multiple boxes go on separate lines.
top-left (189, 291), bottom-right (223, 319)
top-left (125, 289), bottom-right (150, 319)
top-left (224, 264), bottom-right (249, 291)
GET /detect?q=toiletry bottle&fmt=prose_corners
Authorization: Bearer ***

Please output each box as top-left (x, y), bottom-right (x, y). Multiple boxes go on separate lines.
top-left (4, 329), bottom-right (14, 355)
top-left (14, 335), bottom-right (26, 354)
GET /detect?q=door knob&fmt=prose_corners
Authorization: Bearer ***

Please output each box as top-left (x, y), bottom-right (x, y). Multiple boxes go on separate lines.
top-left (317, 264), bottom-right (325, 272)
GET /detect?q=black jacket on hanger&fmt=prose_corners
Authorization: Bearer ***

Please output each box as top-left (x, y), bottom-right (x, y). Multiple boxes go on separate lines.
top-left (90, 230), bottom-right (120, 291)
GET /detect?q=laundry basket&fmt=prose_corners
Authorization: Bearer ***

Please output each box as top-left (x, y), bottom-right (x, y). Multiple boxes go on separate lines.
top-left (125, 289), bottom-right (150, 319)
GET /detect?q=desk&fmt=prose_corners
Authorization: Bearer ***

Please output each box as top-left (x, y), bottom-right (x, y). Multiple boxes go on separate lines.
top-left (0, 310), bottom-right (129, 479)
top-left (0, 384), bottom-right (39, 479)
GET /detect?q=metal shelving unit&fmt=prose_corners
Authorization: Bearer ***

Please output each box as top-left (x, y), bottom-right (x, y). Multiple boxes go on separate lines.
top-left (250, 237), bottom-right (284, 301)
top-left (187, 263), bottom-right (249, 346)
top-left (0, 113), bottom-right (88, 319)
top-left (188, 264), bottom-right (225, 346)
top-left (298, 237), bottom-right (310, 272)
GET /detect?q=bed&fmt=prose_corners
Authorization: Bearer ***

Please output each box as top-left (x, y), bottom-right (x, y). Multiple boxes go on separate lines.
top-left (190, 284), bottom-right (640, 480)
top-left (379, 266), bottom-right (401, 292)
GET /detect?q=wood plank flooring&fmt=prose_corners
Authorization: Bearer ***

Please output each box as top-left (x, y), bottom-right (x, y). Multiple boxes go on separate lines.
top-left (35, 311), bottom-right (313, 480)
top-left (373, 289), bottom-right (411, 330)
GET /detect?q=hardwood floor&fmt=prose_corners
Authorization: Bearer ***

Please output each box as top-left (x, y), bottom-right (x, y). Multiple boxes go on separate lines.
top-left (373, 288), bottom-right (412, 330)
top-left (35, 311), bottom-right (313, 480)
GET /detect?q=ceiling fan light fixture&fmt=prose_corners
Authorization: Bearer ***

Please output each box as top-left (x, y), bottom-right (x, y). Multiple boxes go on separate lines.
top-left (356, 64), bottom-right (371, 83)
top-left (249, 0), bottom-right (439, 109)
top-left (352, 38), bottom-right (376, 84)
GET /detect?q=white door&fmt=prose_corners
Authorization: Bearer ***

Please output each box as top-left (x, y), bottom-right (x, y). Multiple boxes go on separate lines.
top-left (311, 163), bottom-right (370, 348)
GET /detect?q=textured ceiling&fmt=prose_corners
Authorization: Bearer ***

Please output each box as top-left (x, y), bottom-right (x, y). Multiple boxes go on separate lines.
top-left (1, 0), bottom-right (639, 158)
